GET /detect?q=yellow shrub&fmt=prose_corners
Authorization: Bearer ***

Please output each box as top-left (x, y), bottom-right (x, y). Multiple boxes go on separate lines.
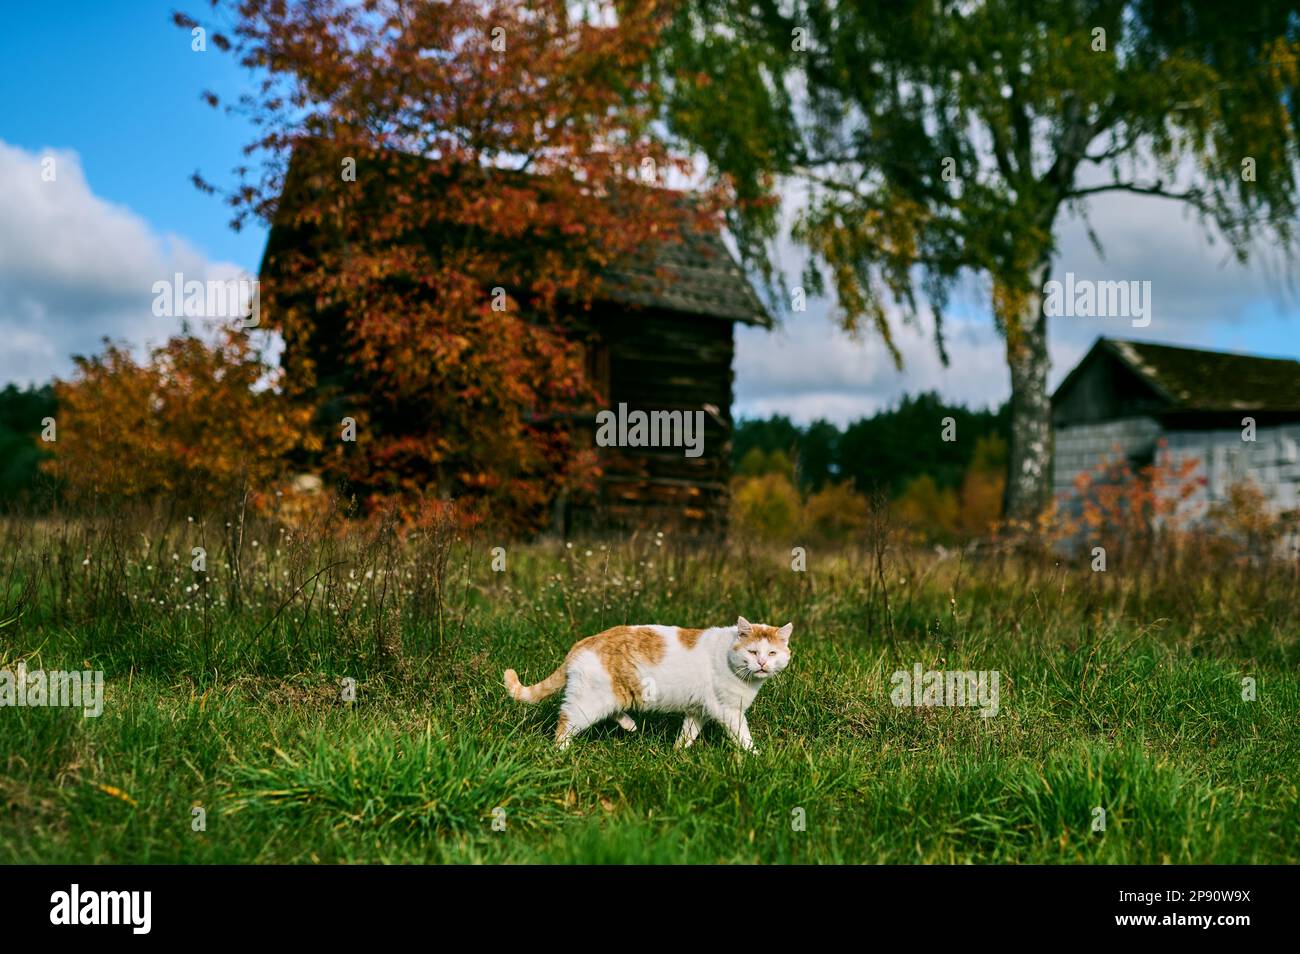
top-left (803, 481), bottom-right (871, 541)
top-left (958, 435), bottom-right (1006, 537)
top-left (730, 473), bottom-right (801, 539)
top-left (894, 473), bottom-right (959, 540)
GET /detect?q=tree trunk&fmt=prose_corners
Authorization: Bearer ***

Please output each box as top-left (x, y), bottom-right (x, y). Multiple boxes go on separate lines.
top-left (1003, 262), bottom-right (1053, 523)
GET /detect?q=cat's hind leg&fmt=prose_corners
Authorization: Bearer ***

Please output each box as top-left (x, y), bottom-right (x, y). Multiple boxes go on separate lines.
top-left (554, 648), bottom-right (621, 749)
top-left (615, 713), bottom-right (638, 732)
top-left (555, 700), bottom-right (616, 749)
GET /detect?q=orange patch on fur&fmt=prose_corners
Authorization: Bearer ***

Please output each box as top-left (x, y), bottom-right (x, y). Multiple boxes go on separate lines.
top-left (737, 624), bottom-right (784, 647)
top-left (571, 625), bottom-right (667, 707)
top-left (676, 627), bottom-right (705, 649)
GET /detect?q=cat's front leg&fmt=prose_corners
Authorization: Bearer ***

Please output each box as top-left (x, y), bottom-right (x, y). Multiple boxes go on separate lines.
top-left (674, 714), bottom-right (702, 749)
top-left (713, 706), bottom-right (756, 753)
top-left (737, 714), bottom-right (757, 754)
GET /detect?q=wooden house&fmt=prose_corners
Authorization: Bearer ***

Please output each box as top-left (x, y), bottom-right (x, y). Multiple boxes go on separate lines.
top-left (258, 145), bottom-right (771, 532)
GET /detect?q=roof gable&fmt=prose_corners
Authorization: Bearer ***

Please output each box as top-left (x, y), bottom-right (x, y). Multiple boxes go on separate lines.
top-left (1108, 338), bottom-right (1300, 412)
top-left (1051, 338), bottom-right (1169, 424)
top-left (600, 227), bottom-right (769, 324)
top-left (1054, 336), bottom-right (1300, 421)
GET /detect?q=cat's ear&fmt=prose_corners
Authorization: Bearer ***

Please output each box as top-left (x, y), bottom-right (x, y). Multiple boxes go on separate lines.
top-left (736, 616), bottom-right (753, 637)
top-left (777, 622), bottom-right (793, 644)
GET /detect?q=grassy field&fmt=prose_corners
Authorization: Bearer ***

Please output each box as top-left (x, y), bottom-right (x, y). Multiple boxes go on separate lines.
top-left (1, 512), bottom-right (1297, 864)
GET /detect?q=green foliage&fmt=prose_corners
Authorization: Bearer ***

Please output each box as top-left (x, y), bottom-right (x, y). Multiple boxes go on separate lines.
top-left (969, 432), bottom-right (1007, 474)
top-left (733, 417), bottom-right (802, 473)
top-left (660, 0), bottom-right (1300, 341)
top-left (840, 394), bottom-right (1010, 496)
top-left (796, 419), bottom-right (840, 491)
top-left (0, 384), bottom-right (55, 510)
top-left (736, 446), bottom-right (795, 481)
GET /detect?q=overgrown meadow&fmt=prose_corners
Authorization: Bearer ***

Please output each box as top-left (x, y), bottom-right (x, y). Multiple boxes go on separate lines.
top-left (1, 505), bottom-right (1297, 864)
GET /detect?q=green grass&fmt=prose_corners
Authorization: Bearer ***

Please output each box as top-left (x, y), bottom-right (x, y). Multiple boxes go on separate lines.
top-left (1, 521), bottom-right (1297, 864)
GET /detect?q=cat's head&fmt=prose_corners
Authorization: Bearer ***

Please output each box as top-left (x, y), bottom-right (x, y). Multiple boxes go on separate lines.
top-left (729, 616), bottom-right (793, 681)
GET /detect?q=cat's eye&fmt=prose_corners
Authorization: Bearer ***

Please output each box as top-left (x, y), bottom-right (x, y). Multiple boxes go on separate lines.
top-left (768, 651), bottom-right (777, 657)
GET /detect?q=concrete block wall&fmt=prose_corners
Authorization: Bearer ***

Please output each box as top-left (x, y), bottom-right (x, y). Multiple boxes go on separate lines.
top-left (1162, 423), bottom-right (1300, 519)
top-left (1054, 420), bottom-right (1300, 543)
top-left (1052, 416), bottom-right (1162, 498)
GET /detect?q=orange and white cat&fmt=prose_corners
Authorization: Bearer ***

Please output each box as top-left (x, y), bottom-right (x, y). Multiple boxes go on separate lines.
top-left (504, 616), bottom-right (792, 752)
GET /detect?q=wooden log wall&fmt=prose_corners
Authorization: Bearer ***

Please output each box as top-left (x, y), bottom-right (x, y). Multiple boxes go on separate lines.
top-left (568, 307), bottom-right (736, 533)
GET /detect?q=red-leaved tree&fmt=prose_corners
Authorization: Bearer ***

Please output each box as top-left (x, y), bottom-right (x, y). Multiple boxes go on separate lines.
top-left (183, 0), bottom-right (714, 531)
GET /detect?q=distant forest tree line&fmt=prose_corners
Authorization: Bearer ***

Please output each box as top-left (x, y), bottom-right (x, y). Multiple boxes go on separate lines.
top-left (0, 384), bottom-right (54, 509)
top-left (729, 393), bottom-right (1011, 541)
top-left (734, 393), bottom-right (1009, 497)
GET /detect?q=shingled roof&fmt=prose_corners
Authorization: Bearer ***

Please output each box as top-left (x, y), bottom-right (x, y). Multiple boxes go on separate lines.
top-left (260, 143), bottom-right (771, 328)
top-left (601, 226), bottom-right (770, 325)
top-left (1061, 337), bottom-right (1300, 413)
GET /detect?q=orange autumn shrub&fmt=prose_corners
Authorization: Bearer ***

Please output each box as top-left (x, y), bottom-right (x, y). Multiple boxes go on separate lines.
top-left (46, 330), bottom-right (319, 512)
top-left (1038, 441), bottom-right (1204, 554)
top-left (1204, 478), bottom-right (1297, 559)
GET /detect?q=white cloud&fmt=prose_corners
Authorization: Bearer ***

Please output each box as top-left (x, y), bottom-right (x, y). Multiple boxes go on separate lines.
top-left (0, 139), bottom-right (251, 386)
top-left (736, 300), bottom-right (1009, 426)
top-left (1048, 179), bottom-right (1299, 360)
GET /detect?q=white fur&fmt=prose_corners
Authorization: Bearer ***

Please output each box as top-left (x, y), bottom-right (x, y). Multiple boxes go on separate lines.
top-left (555, 617), bottom-right (792, 752)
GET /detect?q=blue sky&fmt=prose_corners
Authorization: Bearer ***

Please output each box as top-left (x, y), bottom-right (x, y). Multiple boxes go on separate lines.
top-left (3, 1), bottom-right (1299, 424)
top-left (2, 1), bottom-right (266, 267)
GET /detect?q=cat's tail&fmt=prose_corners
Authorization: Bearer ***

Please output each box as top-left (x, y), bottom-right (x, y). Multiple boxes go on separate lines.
top-left (503, 663), bottom-right (567, 703)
